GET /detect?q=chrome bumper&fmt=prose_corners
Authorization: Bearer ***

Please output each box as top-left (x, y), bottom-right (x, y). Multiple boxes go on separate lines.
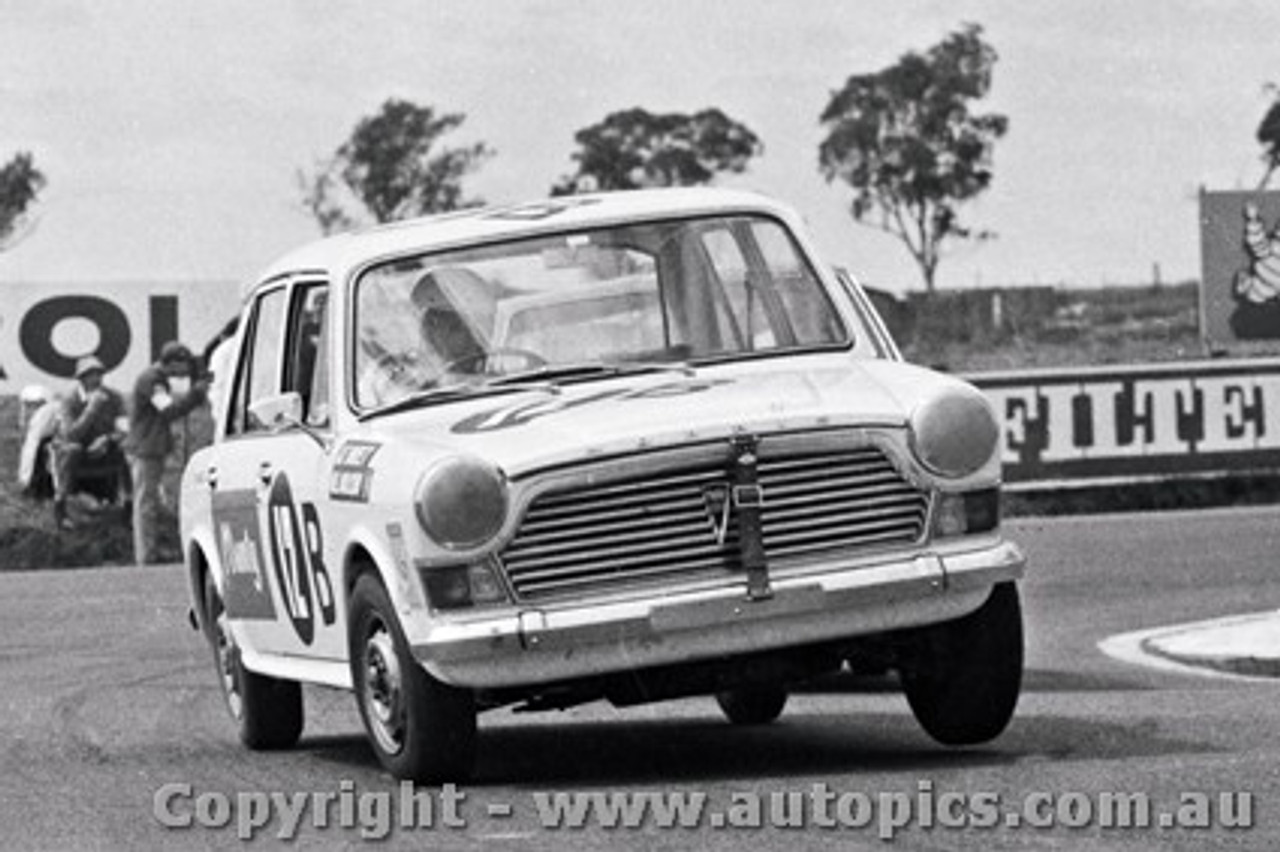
top-left (410, 540), bottom-right (1025, 689)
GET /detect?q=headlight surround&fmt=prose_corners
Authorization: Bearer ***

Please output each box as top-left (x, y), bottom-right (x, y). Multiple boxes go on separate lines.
top-left (414, 457), bottom-right (509, 550)
top-left (910, 387), bottom-right (1000, 478)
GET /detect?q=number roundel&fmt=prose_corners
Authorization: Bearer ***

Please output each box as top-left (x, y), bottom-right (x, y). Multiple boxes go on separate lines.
top-left (266, 473), bottom-right (316, 645)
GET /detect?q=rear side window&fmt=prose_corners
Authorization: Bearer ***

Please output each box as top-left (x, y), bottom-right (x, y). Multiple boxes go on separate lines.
top-left (227, 287), bottom-right (287, 436)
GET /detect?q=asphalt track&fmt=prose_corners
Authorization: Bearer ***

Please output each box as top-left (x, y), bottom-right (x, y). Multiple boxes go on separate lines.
top-left (1, 507), bottom-right (1278, 850)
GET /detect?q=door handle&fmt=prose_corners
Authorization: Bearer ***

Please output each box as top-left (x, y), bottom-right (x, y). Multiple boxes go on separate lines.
top-left (258, 462), bottom-right (274, 485)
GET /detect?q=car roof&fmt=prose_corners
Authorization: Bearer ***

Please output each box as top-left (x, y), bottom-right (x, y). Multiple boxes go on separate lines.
top-left (248, 187), bottom-right (796, 296)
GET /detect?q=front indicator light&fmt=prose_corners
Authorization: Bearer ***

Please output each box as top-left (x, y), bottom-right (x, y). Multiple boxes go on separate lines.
top-left (420, 561), bottom-right (508, 610)
top-left (933, 489), bottom-right (1000, 537)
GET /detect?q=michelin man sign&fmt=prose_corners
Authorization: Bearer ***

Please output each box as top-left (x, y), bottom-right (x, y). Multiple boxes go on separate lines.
top-left (1200, 189), bottom-right (1280, 344)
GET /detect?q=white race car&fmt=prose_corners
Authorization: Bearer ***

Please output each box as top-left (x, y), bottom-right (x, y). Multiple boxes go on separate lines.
top-left (181, 188), bottom-right (1026, 782)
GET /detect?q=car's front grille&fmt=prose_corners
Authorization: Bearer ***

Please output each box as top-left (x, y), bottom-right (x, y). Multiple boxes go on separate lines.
top-left (756, 451), bottom-right (929, 559)
top-left (499, 438), bottom-right (929, 601)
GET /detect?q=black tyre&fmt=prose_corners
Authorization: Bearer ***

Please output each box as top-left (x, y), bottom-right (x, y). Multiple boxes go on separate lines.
top-left (348, 575), bottom-right (477, 783)
top-left (899, 581), bottom-right (1023, 746)
top-left (203, 572), bottom-right (304, 750)
top-left (715, 685), bottom-right (789, 725)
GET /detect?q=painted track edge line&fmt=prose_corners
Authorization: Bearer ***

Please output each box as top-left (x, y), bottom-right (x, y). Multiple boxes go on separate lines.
top-left (1098, 617), bottom-right (1280, 682)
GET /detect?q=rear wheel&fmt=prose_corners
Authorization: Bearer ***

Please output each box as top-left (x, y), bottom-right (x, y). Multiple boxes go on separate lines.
top-left (899, 582), bottom-right (1023, 746)
top-left (715, 685), bottom-right (789, 725)
top-left (348, 575), bottom-right (476, 783)
top-left (203, 573), bottom-right (303, 750)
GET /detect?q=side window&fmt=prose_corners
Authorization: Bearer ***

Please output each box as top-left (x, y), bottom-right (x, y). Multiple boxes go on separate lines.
top-left (283, 283), bottom-right (330, 428)
top-left (228, 287), bottom-right (287, 436)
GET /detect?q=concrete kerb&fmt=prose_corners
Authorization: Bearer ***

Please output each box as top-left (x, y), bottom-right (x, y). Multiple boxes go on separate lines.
top-left (1137, 611), bottom-right (1280, 679)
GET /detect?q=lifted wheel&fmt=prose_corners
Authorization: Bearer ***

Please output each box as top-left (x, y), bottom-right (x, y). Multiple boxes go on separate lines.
top-left (715, 685), bottom-right (788, 725)
top-left (203, 573), bottom-right (303, 750)
top-left (899, 581), bottom-right (1023, 746)
top-left (348, 575), bottom-right (476, 783)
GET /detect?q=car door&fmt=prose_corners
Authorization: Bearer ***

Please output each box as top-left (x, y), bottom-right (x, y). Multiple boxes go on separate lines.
top-left (208, 280), bottom-right (339, 659)
top-left (262, 281), bottom-right (343, 660)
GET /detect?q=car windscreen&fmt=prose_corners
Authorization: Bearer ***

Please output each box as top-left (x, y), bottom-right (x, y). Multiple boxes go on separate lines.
top-left (351, 214), bottom-right (852, 411)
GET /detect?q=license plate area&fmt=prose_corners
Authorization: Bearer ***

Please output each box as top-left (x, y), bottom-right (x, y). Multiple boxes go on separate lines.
top-left (650, 584), bottom-right (825, 632)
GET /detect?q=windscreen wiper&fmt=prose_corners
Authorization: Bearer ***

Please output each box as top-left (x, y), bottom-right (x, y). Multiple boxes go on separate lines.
top-left (482, 361), bottom-right (694, 388)
top-left (360, 383), bottom-right (545, 421)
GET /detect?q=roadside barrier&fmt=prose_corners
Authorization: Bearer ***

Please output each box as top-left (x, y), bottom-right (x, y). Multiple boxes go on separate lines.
top-left (969, 358), bottom-right (1280, 489)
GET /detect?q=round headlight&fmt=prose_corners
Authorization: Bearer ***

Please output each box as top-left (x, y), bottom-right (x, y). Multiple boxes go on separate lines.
top-left (910, 387), bottom-right (1000, 478)
top-left (414, 458), bottom-right (508, 550)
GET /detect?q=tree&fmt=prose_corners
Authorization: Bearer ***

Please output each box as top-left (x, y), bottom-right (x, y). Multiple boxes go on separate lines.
top-left (818, 23), bottom-right (1008, 293)
top-left (0, 152), bottom-right (46, 250)
top-left (300, 98), bottom-right (493, 234)
top-left (552, 107), bottom-right (763, 195)
top-left (1258, 84), bottom-right (1280, 190)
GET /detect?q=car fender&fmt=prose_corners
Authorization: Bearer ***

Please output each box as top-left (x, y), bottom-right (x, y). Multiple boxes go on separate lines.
top-left (342, 519), bottom-right (425, 623)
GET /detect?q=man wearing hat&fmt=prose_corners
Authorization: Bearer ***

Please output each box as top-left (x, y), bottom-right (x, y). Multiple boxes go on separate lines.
top-left (127, 342), bottom-right (208, 564)
top-left (51, 355), bottom-right (128, 528)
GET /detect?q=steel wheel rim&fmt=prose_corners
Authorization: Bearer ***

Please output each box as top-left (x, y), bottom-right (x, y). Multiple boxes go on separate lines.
top-left (213, 610), bottom-right (243, 720)
top-left (362, 620), bottom-right (405, 756)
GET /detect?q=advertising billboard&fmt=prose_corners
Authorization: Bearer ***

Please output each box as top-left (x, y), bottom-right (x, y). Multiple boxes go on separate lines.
top-left (971, 358), bottom-right (1280, 487)
top-left (1200, 189), bottom-right (1280, 346)
top-left (0, 281), bottom-right (239, 393)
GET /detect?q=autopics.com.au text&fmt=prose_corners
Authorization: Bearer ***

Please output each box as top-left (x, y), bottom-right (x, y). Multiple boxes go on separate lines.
top-left (152, 780), bottom-right (1255, 842)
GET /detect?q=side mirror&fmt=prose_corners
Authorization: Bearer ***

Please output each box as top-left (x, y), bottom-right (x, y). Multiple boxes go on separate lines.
top-left (248, 392), bottom-right (303, 432)
top-left (247, 392), bottom-right (331, 451)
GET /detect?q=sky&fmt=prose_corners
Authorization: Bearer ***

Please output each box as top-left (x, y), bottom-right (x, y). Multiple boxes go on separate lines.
top-left (1, 0), bottom-right (1277, 295)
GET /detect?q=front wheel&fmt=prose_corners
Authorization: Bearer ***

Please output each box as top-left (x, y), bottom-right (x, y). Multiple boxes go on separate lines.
top-left (898, 582), bottom-right (1023, 746)
top-left (203, 573), bottom-right (303, 750)
top-left (348, 575), bottom-right (476, 783)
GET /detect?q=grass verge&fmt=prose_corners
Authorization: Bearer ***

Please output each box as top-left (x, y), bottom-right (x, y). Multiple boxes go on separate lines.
top-left (0, 478), bottom-right (179, 571)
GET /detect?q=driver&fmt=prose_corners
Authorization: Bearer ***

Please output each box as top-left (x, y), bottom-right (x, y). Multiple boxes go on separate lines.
top-left (411, 269), bottom-right (488, 377)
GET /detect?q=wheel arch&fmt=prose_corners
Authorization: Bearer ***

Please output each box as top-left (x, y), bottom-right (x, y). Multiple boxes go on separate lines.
top-left (341, 526), bottom-right (403, 609)
top-left (185, 527), bottom-right (221, 638)
top-left (344, 541), bottom-right (379, 599)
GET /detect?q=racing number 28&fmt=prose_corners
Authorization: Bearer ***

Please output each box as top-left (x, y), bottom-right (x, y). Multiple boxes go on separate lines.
top-left (266, 474), bottom-right (335, 646)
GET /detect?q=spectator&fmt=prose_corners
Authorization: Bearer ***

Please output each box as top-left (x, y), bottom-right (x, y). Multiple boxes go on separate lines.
top-left (17, 385), bottom-right (58, 498)
top-left (51, 356), bottom-right (128, 528)
top-left (127, 342), bottom-right (208, 564)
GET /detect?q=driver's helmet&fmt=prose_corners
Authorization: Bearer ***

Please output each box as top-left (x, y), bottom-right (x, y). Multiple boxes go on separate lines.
top-left (411, 269), bottom-right (487, 369)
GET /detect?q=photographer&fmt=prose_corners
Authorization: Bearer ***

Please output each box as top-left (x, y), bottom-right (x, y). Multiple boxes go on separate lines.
top-left (127, 342), bottom-right (208, 564)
